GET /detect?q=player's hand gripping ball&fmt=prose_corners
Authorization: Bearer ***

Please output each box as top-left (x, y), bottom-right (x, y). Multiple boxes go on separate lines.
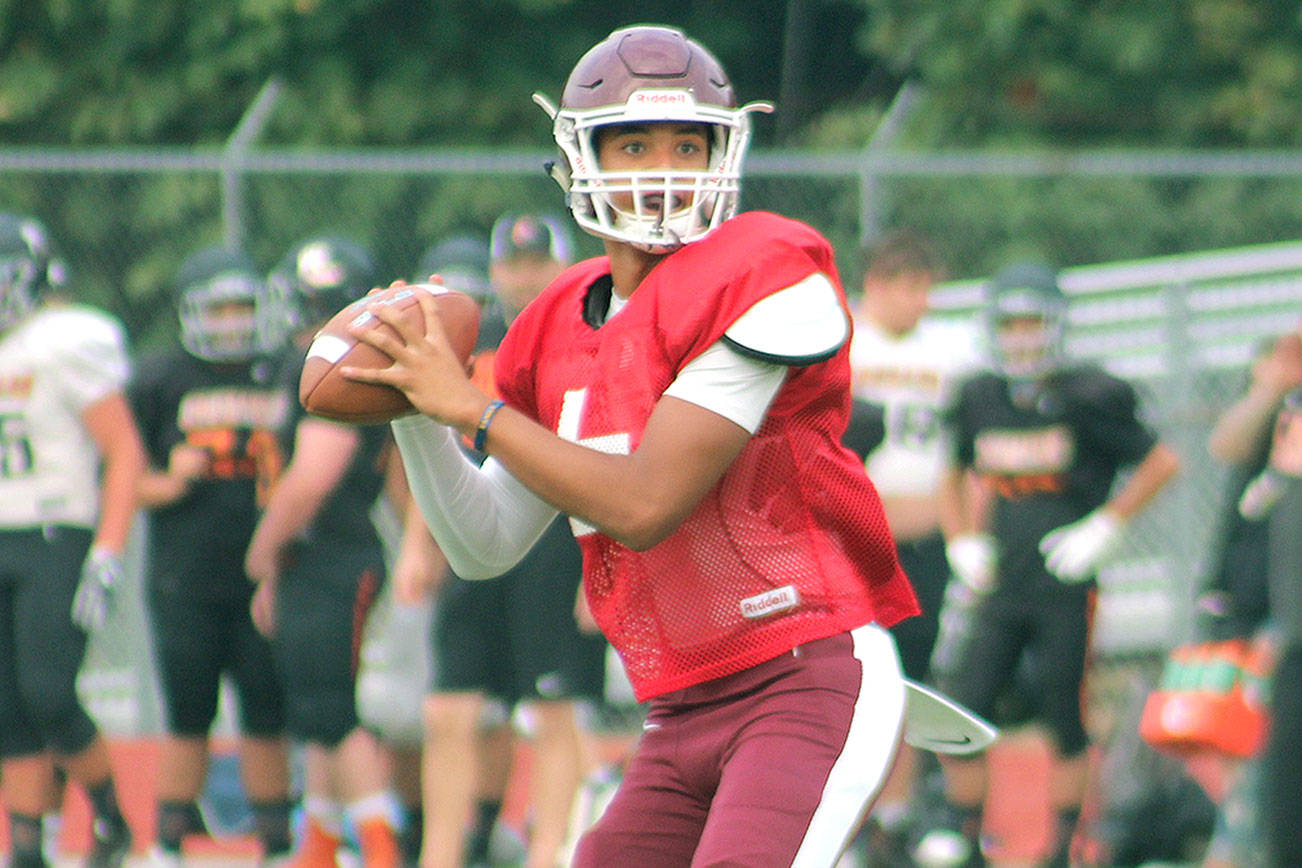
top-left (299, 283), bottom-right (480, 424)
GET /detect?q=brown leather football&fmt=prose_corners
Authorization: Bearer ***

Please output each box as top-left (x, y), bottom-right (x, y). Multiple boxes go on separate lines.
top-left (299, 283), bottom-right (480, 424)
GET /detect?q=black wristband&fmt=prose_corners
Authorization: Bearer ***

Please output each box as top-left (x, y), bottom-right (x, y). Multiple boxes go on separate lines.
top-left (473, 399), bottom-right (506, 452)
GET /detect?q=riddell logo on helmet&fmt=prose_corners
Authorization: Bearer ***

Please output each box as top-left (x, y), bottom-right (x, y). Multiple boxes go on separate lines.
top-left (630, 90), bottom-right (692, 106)
top-left (739, 585), bottom-right (800, 619)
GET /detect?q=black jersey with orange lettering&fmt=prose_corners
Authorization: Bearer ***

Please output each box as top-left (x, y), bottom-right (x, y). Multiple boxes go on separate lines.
top-left (947, 363), bottom-right (1157, 589)
top-left (130, 349), bottom-right (291, 598)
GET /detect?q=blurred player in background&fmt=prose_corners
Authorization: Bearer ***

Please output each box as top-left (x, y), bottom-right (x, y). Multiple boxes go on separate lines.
top-left (401, 214), bottom-right (607, 868)
top-left (1183, 324), bottom-right (1302, 868)
top-left (922, 262), bottom-right (1180, 868)
top-left (365, 231), bottom-right (493, 867)
top-left (844, 228), bottom-right (982, 866)
top-left (348, 25), bottom-right (920, 867)
top-left (1218, 320), bottom-right (1302, 867)
top-left (414, 233), bottom-right (502, 347)
top-left (245, 235), bottom-right (404, 868)
top-left (129, 245), bottom-right (294, 867)
top-left (0, 212), bottom-right (145, 868)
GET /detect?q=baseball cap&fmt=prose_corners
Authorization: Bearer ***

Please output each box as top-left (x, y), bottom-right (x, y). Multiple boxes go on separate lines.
top-left (490, 213), bottom-right (571, 263)
top-left (414, 234), bottom-right (491, 298)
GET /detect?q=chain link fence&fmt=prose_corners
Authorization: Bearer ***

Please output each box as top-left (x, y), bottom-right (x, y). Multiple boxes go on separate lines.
top-left (2, 146), bottom-right (1298, 735)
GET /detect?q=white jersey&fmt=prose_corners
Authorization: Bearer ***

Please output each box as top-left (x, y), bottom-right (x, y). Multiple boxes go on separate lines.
top-left (849, 316), bottom-right (983, 497)
top-left (0, 304), bottom-right (130, 528)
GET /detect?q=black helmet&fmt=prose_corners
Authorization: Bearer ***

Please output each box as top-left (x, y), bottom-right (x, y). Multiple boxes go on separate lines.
top-left (174, 245), bottom-right (274, 361)
top-left (269, 235), bottom-right (378, 330)
top-left (414, 234), bottom-right (491, 300)
top-left (0, 213), bottom-right (67, 330)
top-left (985, 262), bottom-right (1068, 379)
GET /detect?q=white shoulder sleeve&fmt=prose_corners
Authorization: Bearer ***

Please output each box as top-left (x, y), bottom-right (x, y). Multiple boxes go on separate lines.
top-left (390, 414), bottom-right (559, 579)
top-left (723, 272), bottom-right (848, 365)
top-left (662, 341), bottom-right (785, 434)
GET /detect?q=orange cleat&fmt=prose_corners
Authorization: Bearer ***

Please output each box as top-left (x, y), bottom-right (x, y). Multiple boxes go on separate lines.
top-left (282, 817), bottom-right (341, 868)
top-left (355, 817), bottom-right (402, 868)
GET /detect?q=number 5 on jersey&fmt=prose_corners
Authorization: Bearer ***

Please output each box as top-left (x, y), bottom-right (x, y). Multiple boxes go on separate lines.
top-left (557, 387), bottom-right (630, 537)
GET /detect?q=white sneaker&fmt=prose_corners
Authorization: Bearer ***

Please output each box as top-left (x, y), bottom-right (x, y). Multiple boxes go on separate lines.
top-left (145, 846), bottom-right (183, 868)
top-left (913, 828), bottom-right (977, 868)
top-left (41, 811), bottom-right (62, 865)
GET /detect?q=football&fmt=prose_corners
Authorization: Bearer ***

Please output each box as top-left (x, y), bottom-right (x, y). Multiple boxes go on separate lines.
top-left (299, 282), bottom-right (481, 424)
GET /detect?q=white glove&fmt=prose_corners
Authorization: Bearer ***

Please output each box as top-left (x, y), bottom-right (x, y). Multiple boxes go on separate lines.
top-left (71, 547), bottom-right (124, 631)
top-left (945, 533), bottom-right (997, 594)
top-left (1238, 469), bottom-right (1288, 520)
top-left (1038, 509), bottom-right (1123, 584)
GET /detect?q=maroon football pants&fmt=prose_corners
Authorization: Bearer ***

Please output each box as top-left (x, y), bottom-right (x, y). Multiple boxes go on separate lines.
top-left (573, 624), bottom-right (905, 868)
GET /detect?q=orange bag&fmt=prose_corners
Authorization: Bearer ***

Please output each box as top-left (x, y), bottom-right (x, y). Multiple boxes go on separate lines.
top-left (1139, 638), bottom-right (1270, 759)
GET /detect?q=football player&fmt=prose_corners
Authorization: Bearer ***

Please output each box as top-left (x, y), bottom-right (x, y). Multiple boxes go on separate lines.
top-left (0, 212), bottom-right (145, 868)
top-left (346, 25), bottom-right (921, 868)
top-left (845, 228), bottom-right (984, 864)
top-left (401, 216), bottom-right (606, 868)
top-left (245, 235), bottom-right (404, 868)
top-left (921, 263), bottom-right (1181, 868)
top-left (1206, 320), bottom-right (1302, 867)
top-left (129, 245), bottom-right (294, 867)
top-left (1190, 327), bottom-right (1302, 868)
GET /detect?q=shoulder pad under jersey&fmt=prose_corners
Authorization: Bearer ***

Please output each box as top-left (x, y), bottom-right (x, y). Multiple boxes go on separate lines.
top-left (723, 273), bottom-right (848, 366)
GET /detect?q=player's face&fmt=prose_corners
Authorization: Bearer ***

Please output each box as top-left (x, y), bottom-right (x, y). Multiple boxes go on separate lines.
top-left (865, 270), bottom-right (933, 336)
top-left (995, 314), bottom-right (1054, 377)
top-left (491, 253), bottom-right (566, 315)
top-left (596, 122), bottom-right (712, 214)
top-left (203, 299), bottom-right (259, 356)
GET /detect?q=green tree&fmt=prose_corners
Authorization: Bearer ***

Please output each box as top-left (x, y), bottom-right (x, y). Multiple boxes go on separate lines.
top-left (1, 1), bottom-right (889, 343)
top-left (801, 0), bottom-right (1302, 276)
top-left (856, 0), bottom-right (1302, 147)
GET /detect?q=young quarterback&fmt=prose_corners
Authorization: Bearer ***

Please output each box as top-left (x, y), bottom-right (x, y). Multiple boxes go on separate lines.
top-left (346, 26), bottom-right (922, 867)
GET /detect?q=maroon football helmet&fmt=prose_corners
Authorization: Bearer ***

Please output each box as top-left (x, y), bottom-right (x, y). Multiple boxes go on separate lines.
top-left (533, 25), bottom-right (772, 252)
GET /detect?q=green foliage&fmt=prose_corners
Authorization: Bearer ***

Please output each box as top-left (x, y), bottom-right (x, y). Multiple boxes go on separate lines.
top-left (3, 0), bottom-right (1302, 342)
top-left (856, 0), bottom-right (1302, 147)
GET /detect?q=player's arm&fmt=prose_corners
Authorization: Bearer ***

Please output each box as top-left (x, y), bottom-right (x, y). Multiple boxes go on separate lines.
top-left (391, 496), bottom-right (450, 603)
top-left (136, 443), bottom-right (212, 507)
top-left (936, 385), bottom-right (984, 538)
top-left (389, 365), bottom-right (759, 560)
top-left (381, 437), bottom-right (409, 509)
top-left (491, 395), bottom-right (754, 550)
top-left (380, 440), bottom-right (451, 602)
top-left (939, 462), bottom-right (997, 594)
top-left (938, 463), bottom-right (989, 539)
top-left (366, 276), bottom-right (826, 554)
top-left (244, 418), bottom-right (358, 583)
top-left (65, 318), bottom-right (146, 631)
top-left (936, 390), bottom-right (997, 593)
top-left (1209, 332), bottom-right (1302, 464)
top-left (82, 392), bottom-right (146, 555)
top-left (1100, 440), bottom-right (1181, 522)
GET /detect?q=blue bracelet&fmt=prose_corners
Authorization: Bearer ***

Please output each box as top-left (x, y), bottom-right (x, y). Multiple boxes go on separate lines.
top-left (473, 399), bottom-right (506, 452)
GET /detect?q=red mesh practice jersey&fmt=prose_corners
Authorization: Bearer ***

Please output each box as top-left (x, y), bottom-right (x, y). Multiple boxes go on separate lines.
top-left (494, 211), bottom-right (918, 700)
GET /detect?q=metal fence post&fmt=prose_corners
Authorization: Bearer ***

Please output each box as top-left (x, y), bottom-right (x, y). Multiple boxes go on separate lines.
top-left (1161, 278), bottom-right (1203, 642)
top-left (221, 77), bottom-right (284, 249)
top-left (858, 80), bottom-right (921, 253)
